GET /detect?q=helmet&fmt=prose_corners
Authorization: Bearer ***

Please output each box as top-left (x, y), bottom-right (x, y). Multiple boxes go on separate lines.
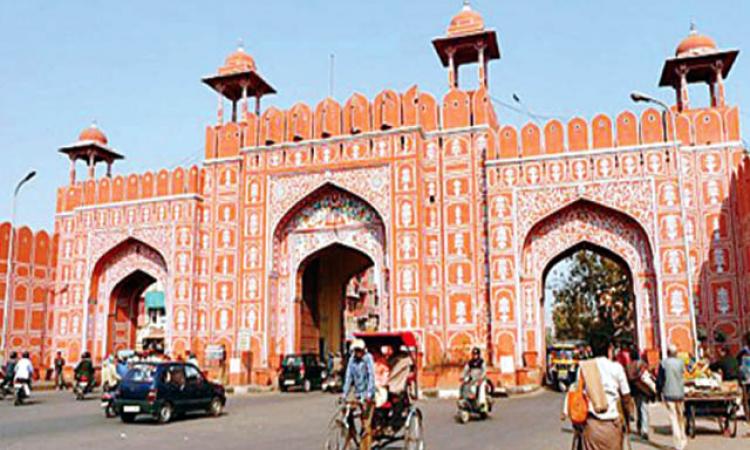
top-left (350, 339), bottom-right (366, 351)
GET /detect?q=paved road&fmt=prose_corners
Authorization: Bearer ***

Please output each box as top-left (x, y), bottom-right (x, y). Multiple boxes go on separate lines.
top-left (1, 389), bottom-right (748, 449)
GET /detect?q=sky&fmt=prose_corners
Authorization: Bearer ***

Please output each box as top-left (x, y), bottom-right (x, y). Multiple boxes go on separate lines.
top-left (0, 0), bottom-right (748, 230)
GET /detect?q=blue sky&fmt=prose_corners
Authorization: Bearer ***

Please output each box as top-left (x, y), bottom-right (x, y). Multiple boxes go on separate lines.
top-left (0, 0), bottom-right (748, 230)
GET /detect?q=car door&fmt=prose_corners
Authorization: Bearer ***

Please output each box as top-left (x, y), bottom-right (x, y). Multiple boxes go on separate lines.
top-left (163, 365), bottom-right (188, 412)
top-left (185, 364), bottom-right (210, 409)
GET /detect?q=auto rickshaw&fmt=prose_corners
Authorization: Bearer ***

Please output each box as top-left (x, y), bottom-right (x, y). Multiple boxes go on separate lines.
top-left (545, 340), bottom-right (585, 392)
top-left (325, 331), bottom-right (424, 450)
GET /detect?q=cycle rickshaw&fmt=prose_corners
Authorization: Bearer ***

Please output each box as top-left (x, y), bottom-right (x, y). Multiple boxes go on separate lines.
top-left (325, 331), bottom-right (424, 450)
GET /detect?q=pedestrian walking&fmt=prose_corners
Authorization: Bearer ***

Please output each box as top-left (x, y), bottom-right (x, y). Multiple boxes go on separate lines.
top-left (53, 351), bottom-right (66, 390)
top-left (626, 350), bottom-right (656, 441)
top-left (657, 345), bottom-right (687, 450)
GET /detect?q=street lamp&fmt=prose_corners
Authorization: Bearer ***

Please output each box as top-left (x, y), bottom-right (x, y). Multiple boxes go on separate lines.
top-left (1, 170), bottom-right (36, 359)
top-left (630, 91), bottom-right (698, 357)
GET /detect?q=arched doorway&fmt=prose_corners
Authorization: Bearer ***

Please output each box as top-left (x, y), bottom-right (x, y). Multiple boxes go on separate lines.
top-left (521, 200), bottom-right (659, 362)
top-left (296, 244), bottom-right (376, 355)
top-left (543, 242), bottom-right (637, 353)
top-left (269, 183), bottom-right (387, 363)
top-left (88, 238), bottom-right (169, 360)
top-left (107, 269), bottom-right (162, 355)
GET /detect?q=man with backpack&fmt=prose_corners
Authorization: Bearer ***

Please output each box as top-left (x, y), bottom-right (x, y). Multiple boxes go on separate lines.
top-left (565, 343), bottom-right (632, 450)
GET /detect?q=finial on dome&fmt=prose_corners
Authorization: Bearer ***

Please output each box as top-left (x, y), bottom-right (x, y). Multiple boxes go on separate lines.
top-left (237, 38), bottom-right (245, 52)
top-left (689, 20), bottom-right (697, 35)
top-left (463, 0), bottom-right (471, 10)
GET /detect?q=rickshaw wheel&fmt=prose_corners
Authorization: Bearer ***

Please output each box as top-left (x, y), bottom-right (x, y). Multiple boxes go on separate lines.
top-left (325, 421), bottom-right (355, 450)
top-left (404, 409), bottom-right (424, 450)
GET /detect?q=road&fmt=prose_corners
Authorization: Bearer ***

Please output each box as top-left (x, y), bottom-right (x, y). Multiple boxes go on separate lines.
top-left (0, 389), bottom-right (748, 449)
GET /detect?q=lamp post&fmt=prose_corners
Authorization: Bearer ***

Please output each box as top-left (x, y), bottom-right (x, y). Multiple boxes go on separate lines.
top-left (1, 170), bottom-right (37, 359)
top-left (630, 91), bottom-right (698, 357)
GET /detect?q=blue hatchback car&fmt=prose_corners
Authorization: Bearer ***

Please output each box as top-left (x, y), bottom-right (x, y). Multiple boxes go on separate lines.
top-left (115, 362), bottom-right (226, 424)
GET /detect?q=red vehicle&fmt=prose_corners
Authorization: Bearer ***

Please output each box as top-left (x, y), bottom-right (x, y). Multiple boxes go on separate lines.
top-left (326, 331), bottom-right (424, 450)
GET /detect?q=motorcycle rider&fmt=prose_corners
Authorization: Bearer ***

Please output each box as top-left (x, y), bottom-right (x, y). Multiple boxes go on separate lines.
top-left (461, 347), bottom-right (488, 413)
top-left (74, 352), bottom-right (95, 394)
top-left (13, 351), bottom-right (34, 399)
top-left (101, 354), bottom-right (120, 391)
top-left (2, 352), bottom-right (18, 394)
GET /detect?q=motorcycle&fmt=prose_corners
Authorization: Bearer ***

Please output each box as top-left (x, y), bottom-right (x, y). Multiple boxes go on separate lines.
top-left (322, 369), bottom-right (343, 393)
top-left (74, 376), bottom-right (91, 400)
top-left (101, 387), bottom-right (118, 418)
top-left (455, 376), bottom-right (493, 424)
top-left (14, 379), bottom-right (30, 406)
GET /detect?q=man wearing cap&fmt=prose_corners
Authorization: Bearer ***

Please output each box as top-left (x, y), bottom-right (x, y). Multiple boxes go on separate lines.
top-left (342, 339), bottom-right (376, 450)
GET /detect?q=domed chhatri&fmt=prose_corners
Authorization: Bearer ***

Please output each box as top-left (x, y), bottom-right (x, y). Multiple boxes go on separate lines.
top-left (218, 45), bottom-right (257, 75)
top-left (78, 122), bottom-right (108, 145)
top-left (675, 24), bottom-right (718, 58)
top-left (447, 0), bottom-right (485, 37)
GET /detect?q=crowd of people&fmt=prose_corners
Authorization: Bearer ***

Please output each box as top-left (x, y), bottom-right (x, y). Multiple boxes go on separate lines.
top-left (2, 348), bottom-right (203, 398)
top-left (563, 333), bottom-right (750, 450)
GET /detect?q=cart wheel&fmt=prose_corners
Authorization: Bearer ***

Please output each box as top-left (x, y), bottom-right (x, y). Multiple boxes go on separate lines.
top-left (728, 406), bottom-right (738, 438)
top-left (404, 409), bottom-right (424, 450)
top-left (687, 406), bottom-right (696, 439)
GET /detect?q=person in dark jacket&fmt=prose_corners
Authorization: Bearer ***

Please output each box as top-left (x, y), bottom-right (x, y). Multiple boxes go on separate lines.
top-left (2, 352), bottom-right (18, 392)
top-left (53, 351), bottom-right (67, 390)
top-left (710, 346), bottom-right (740, 381)
top-left (74, 352), bottom-right (95, 393)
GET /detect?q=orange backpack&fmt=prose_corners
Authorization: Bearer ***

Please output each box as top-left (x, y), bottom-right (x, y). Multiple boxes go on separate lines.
top-left (566, 373), bottom-right (589, 425)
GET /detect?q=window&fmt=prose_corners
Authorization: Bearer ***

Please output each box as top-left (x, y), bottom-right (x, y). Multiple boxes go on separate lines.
top-left (164, 366), bottom-right (186, 386)
top-left (185, 364), bottom-right (203, 383)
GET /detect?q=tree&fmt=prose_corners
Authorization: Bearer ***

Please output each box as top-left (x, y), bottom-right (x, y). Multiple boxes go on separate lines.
top-left (550, 249), bottom-right (635, 353)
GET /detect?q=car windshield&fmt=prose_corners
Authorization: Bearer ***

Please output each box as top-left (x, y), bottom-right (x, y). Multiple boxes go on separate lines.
top-left (283, 356), bottom-right (302, 367)
top-left (125, 364), bottom-right (157, 383)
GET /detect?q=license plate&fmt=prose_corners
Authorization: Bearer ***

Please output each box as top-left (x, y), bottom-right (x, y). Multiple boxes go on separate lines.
top-left (284, 379), bottom-right (295, 386)
top-left (123, 405), bottom-right (140, 413)
top-left (558, 370), bottom-right (568, 377)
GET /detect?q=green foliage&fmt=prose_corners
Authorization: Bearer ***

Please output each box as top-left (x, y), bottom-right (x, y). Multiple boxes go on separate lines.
top-left (550, 249), bottom-right (635, 353)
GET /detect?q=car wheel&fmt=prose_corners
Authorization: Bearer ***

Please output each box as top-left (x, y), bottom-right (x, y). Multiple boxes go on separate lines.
top-left (208, 397), bottom-right (223, 417)
top-left (120, 413), bottom-right (137, 423)
top-left (157, 402), bottom-right (174, 424)
top-left (303, 379), bottom-right (312, 393)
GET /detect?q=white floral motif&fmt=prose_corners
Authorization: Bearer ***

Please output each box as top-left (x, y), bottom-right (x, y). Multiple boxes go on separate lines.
top-left (716, 287), bottom-right (730, 314)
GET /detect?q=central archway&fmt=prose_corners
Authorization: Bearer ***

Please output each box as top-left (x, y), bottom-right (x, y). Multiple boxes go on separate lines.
top-left (295, 243), bottom-right (375, 355)
top-left (520, 200), bottom-right (659, 361)
top-left (268, 183), bottom-right (387, 365)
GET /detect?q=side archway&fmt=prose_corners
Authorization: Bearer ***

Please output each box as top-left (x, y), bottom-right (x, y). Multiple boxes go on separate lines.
top-left (519, 200), bottom-right (659, 360)
top-left (88, 238), bottom-right (169, 360)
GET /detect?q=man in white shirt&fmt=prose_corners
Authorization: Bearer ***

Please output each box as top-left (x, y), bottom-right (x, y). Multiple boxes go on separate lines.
top-left (13, 351), bottom-right (34, 396)
top-left (580, 345), bottom-right (632, 450)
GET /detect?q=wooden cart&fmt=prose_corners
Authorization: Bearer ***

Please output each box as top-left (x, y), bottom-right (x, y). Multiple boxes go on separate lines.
top-left (684, 390), bottom-right (741, 438)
